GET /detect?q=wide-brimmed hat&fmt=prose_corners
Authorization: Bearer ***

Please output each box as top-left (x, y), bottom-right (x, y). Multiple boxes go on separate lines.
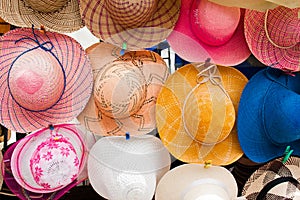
top-left (78, 46), bottom-right (169, 136)
top-left (0, 27), bottom-right (93, 133)
top-left (155, 164), bottom-right (238, 199)
top-left (156, 63), bottom-right (248, 165)
top-left (238, 68), bottom-right (300, 163)
top-left (88, 135), bottom-right (171, 200)
top-left (266, 0), bottom-right (300, 8)
top-left (8, 124), bottom-right (89, 194)
top-left (244, 7), bottom-right (300, 72)
top-left (167, 0), bottom-right (251, 66)
top-left (79, 0), bottom-right (181, 50)
top-left (242, 156), bottom-right (300, 199)
top-left (0, 0), bottom-right (83, 33)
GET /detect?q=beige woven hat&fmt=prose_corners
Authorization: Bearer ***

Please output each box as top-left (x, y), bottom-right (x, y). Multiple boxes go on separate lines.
top-left (0, 0), bottom-right (83, 33)
top-left (156, 62), bottom-right (248, 165)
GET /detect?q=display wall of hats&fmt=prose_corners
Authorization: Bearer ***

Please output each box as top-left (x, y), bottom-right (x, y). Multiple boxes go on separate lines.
top-left (0, 0), bottom-right (299, 199)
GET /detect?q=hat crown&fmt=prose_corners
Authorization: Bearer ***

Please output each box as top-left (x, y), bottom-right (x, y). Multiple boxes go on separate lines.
top-left (8, 49), bottom-right (65, 112)
top-left (24, 0), bottom-right (68, 13)
top-left (190, 0), bottom-right (240, 46)
top-left (104, 0), bottom-right (157, 28)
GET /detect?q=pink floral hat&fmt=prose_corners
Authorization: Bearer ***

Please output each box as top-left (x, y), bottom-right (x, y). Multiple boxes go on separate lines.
top-left (6, 124), bottom-right (90, 194)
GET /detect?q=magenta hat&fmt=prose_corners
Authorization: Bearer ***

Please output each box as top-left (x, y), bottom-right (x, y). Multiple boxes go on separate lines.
top-left (0, 27), bottom-right (93, 133)
top-left (6, 124), bottom-right (91, 194)
top-left (167, 0), bottom-right (251, 66)
top-left (244, 7), bottom-right (300, 72)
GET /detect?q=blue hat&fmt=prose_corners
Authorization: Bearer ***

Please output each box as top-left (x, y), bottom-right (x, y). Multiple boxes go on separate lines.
top-left (237, 67), bottom-right (300, 163)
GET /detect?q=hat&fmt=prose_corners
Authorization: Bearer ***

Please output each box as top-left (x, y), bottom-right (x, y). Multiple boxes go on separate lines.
top-left (238, 67), bottom-right (300, 163)
top-left (156, 63), bottom-right (248, 165)
top-left (155, 164), bottom-right (238, 199)
top-left (8, 123), bottom-right (88, 193)
top-left (266, 0), bottom-right (300, 8)
top-left (167, 0), bottom-right (251, 66)
top-left (79, 0), bottom-right (181, 50)
top-left (244, 7), bottom-right (300, 72)
top-left (78, 47), bottom-right (169, 136)
top-left (242, 156), bottom-right (300, 199)
top-left (88, 135), bottom-right (171, 200)
top-left (207, 0), bottom-right (278, 11)
top-left (0, 0), bottom-right (83, 33)
top-left (0, 27), bottom-right (93, 133)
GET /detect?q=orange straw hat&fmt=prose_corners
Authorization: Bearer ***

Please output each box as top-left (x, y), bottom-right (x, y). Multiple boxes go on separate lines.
top-left (78, 45), bottom-right (169, 136)
top-left (156, 62), bottom-right (248, 165)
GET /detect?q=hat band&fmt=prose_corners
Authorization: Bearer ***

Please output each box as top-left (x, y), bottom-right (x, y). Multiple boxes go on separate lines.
top-left (256, 176), bottom-right (300, 199)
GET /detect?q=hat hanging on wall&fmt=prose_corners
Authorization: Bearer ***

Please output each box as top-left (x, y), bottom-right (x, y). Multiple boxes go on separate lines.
top-left (167, 0), bottom-right (251, 66)
top-left (155, 164), bottom-right (239, 200)
top-left (78, 48), bottom-right (169, 136)
top-left (244, 7), bottom-right (300, 72)
top-left (156, 62), bottom-right (248, 165)
top-left (0, 0), bottom-right (83, 33)
top-left (238, 68), bottom-right (300, 163)
top-left (88, 135), bottom-right (171, 200)
top-left (79, 0), bottom-right (181, 50)
top-left (0, 27), bottom-right (93, 133)
top-left (242, 156), bottom-right (300, 199)
top-left (1, 123), bottom-right (96, 200)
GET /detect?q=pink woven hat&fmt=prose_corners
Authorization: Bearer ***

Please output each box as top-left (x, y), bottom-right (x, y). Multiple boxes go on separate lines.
top-left (0, 27), bottom-right (93, 133)
top-left (78, 49), bottom-right (169, 136)
top-left (6, 123), bottom-right (91, 195)
top-left (244, 7), bottom-right (300, 72)
top-left (1, 124), bottom-right (96, 199)
top-left (79, 0), bottom-right (181, 50)
top-left (167, 0), bottom-right (251, 66)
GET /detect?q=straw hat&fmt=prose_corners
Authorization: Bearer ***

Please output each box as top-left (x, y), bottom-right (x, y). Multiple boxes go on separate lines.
top-left (266, 0), bottom-right (300, 8)
top-left (78, 46), bottom-right (169, 136)
top-left (167, 0), bottom-right (251, 66)
top-left (238, 68), bottom-right (300, 163)
top-left (242, 156), bottom-right (300, 199)
top-left (208, 0), bottom-right (278, 11)
top-left (0, 0), bottom-right (83, 33)
top-left (155, 164), bottom-right (238, 200)
top-left (156, 63), bottom-right (248, 165)
top-left (79, 0), bottom-right (181, 50)
top-left (244, 7), bottom-right (300, 72)
top-left (88, 135), bottom-right (171, 200)
top-left (0, 27), bottom-right (93, 133)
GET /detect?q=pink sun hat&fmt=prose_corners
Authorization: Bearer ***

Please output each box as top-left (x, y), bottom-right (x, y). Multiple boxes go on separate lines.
top-left (244, 7), bottom-right (300, 72)
top-left (0, 27), bottom-right (93, 133)
top-left (6, 123), bottom-right (90, 194)
top-left (167, 0), bottom-right (251, 66)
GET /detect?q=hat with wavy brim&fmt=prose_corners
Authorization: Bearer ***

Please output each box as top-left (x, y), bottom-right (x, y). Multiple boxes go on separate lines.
top-left (78, 46), bottom-right (169, 136)
top-left (79, 0), bottom-right (180, 50)
top-left (156, 63), bottom-right (248, 165)
top-left (242, 156), bottom-right (300, 199)
top-left (238, 68), bottom-right (300, 163)
top-left (0, 27), bottom-right (93, 133)
top-left (167, 0), bottom-right (251, 66)
top-left (88, 135), bottom-right (171, 200)
top-left (244, 7), bottom-right (300, 72)
top-left (0, 0), bottom-right (83, 33)
top-left (155, 164), bottom-right (238, 200)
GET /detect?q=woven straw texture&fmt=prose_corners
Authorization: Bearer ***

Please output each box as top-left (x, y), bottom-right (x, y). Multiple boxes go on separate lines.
top-left (244, 7), bottom-right (300, 72)
top-left (242, 157), bottom-right (300, 199)
top-left (79, 0), bottom-right (180, 49)
top-left (156, 64), bottom-right (248, 165)
top-left (79, 49), bottom-right (169, 136)
top-left (0, 0), bottom-right (83, 33)
top-left (0, 28), bottom-right (93, 133)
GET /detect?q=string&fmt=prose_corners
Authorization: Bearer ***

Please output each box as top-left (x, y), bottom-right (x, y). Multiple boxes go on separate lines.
top-left (264, 9), bottom-right (297, 49)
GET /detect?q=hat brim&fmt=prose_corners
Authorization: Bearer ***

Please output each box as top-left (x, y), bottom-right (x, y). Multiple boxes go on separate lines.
top-left (155, 164), bottom-right (238, 199)
top-left (0, 28), bottom-right (93, 133)
top-left (156, 64), bottom-right (248, 165)
top-left (79, 0), bottom-right (180, 49)
top-left (167, 0), bottom-right (251, 66)
top-left (0, 0), bottom-right (83, 33)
